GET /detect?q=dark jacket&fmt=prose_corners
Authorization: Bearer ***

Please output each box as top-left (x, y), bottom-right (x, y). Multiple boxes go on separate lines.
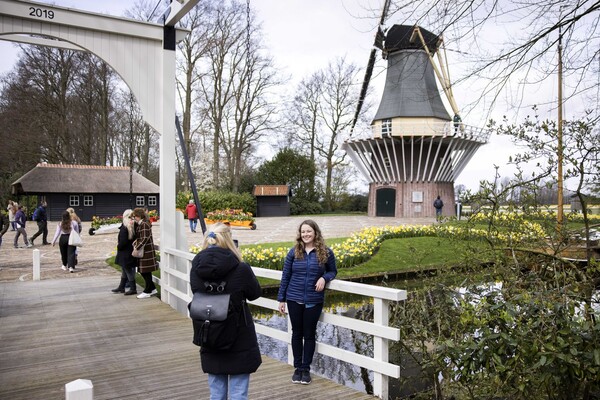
top-left (133, 220), bottom-right (158, 273)
top-left (34, 205), bottom-right (47, 222)
top-left (115, 224), bottom-right (137, 268)
top-left (14, 210), bottom-right (26, 229)
top-left (277, 247), bottom-right (337, 304)
top-left (190, 246), bottom-right (262, 375)
top-left (0, 213), bottom-right (8, 236)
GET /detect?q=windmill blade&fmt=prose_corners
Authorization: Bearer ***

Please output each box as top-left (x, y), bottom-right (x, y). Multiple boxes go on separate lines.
top-left (350, 0), bottom-right (392, 135)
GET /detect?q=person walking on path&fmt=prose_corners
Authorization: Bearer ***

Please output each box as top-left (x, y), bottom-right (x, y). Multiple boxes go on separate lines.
top-left (7, 200), bottom-right (17, 231)
top-left (0, 211), bottom-right (9, 247)
top-left (51, 211), bottom-right (79, 272)
top-left (30, 201), bottom-right (49, 245)
top-left (190, 222), bottom-right (262, 400)
top-left (186, 199), bottom-right (198, 233)
top-left (13, 205), bottom-right (32, 248)
top-left (132, 208), bottom-right (158, 298)
top-left (111, 209), bottom-right (138, 296)
top-left (433, 196), bottom-right (444, 220)
top-left (277, 219), bottom-right (337, 385)
top-left (67, 207), bottom-right (82, 266)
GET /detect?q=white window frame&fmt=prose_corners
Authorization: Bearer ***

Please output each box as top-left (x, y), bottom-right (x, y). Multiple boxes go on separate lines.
top-left (69, 195), bottom-right (79, 207)
top-left (381, 119), bottom-right (392, 137)
top-left (148, 196), bottom-right (157, 206)
top-left (83, 195), bottom-right (93, 206)
top-left (136, 196), bottom-right (145, 207)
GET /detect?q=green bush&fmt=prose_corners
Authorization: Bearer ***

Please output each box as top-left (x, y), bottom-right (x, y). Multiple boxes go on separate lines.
top-left (335, 193), bottom-right (368, 212)
top-left (290, 198), bottom-right (322, 215)
top-left (177, 190), bottom-right (256, 217)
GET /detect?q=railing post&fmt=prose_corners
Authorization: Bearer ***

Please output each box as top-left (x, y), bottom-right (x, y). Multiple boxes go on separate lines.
top-left (373, 298), bottom-right (390, 399)
top-left (32, 249), bottom-right (41, 281)
top-left (65, 379), bottom-right (93, 400)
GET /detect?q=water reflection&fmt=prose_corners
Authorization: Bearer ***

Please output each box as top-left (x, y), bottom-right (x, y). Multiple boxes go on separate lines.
top-left (253, 303), bottom-right (373, 393)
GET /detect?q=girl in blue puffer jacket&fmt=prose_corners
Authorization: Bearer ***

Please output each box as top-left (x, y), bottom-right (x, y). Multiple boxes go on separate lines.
top-left (277, 219), bottom-right (337, 385)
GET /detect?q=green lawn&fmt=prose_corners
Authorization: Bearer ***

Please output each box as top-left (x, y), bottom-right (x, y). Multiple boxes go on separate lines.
top-left (336, 236), bottom-right (468, 279)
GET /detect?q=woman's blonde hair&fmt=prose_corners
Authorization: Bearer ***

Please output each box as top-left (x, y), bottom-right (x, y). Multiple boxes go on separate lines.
top-left (122, 209), bottom-right (135, 240)
top-left (66, 207), bottom-right (81, 222)
top-left (201, 222), bottom-right (242, 262)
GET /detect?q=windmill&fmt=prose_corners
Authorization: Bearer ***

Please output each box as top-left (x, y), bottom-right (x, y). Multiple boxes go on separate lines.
top-left (343, 8), bottom-right (491, 218)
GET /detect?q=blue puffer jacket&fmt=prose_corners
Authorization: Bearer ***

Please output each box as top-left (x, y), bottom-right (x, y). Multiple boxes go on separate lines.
top-left (277, 247), bottom-right (337, 304)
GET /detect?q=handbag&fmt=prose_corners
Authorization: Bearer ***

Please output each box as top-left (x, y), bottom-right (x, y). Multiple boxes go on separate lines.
top-left (68, 229), bottom-right (82, 247)
top-left (188, 292), bottom-right (230, 321)
top-left (132, 247), bottom-right (144, 258)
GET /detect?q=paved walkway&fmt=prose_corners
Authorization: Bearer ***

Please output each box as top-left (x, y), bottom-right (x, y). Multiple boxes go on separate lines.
top-left (0, 275), bottom-right (375, 400)
top-left (0, 215), bottom-right (434, 282)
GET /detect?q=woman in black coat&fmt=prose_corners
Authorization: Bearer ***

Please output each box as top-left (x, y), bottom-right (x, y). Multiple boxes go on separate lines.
top-left (112, 209), bottom-right (138, 296)
top-left (190, 222), bottom-right (262, 400)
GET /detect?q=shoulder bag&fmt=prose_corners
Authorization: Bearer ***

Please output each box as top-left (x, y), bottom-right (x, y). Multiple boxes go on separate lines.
top-left (68, 229), bottom-right (83, 247)
top-left (132, 247), bottom-right (144, 258)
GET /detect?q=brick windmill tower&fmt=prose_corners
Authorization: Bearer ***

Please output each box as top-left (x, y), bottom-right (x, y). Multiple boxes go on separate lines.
top-left (343, 24), bottom-right (490, 218)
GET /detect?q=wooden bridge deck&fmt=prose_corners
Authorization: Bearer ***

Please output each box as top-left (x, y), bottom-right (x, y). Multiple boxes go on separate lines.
top-left (0, 276), bottom-right (374, 400)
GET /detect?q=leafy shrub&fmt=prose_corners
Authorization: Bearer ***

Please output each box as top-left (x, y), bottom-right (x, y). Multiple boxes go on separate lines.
top-left (290, 198), bottom-right (322, 215)
top-left (334, 193), bottom-right (368, 212)
top-left (177, 190), bottom-right (256, 218)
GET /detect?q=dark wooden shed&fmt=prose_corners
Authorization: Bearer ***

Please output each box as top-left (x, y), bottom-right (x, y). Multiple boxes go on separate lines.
top-left (11, 163), bottom-right (160, 221)
top-left (253, 185), bottom-right (291, 217)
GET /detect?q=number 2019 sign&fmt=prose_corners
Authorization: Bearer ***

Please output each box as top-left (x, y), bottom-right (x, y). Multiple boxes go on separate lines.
top-left (29, 6), bottom-right (54, 20)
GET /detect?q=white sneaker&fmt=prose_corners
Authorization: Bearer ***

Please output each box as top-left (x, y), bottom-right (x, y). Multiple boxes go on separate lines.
top-left (137, 292), bottom-right (152, 299)
top-left (69, 267), bottom-right (74, 273)
top-left (61, 265), bottom-right (67, 271)
top-left (150, 289), bottom-right (158, 295)
top-left (26, 244), bottom-right (32, 248)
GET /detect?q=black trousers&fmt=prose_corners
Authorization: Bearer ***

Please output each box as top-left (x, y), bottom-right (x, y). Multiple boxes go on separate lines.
top-left (31, 220), bottom-right (48, 243)
top-left (58, 233), bottom-right (76, 268)
top-left (140, 272), bottom-right (156, 293)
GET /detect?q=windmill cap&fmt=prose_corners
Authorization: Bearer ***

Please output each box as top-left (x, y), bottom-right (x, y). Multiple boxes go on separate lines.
top-left (383, 25), bottom-right (441, 54)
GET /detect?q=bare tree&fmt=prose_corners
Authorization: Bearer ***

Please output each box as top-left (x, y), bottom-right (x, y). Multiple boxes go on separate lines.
top-left (284, 57), bottom-right (365, 210)
top-left (196, 2), bottom-right (244, 188)
top-left (196, 1), bottom-right (280, 191)
top-left (175, 1), bottom-right (214, 189)
top-left (385, 0), bottom-right (600, 119)
top-left (285, 72), bottom-right (323, 163)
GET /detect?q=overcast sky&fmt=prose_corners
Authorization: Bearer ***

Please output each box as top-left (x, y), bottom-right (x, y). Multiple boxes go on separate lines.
top-left (0, 0), bottom-right (583, 192)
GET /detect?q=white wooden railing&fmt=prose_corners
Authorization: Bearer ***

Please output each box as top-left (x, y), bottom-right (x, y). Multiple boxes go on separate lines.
top-left (156, 214), bottom-right (407, 399)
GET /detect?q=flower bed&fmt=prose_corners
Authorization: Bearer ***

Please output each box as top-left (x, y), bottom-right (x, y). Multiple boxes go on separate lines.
top-left (206, 208), bottom-right (254, 222)
top-left (204, 209), bottom-right (256, 229)
top-left (91, 215), bottom-right (122, 229)
top-left (148, 209), bottom-right (159, 223)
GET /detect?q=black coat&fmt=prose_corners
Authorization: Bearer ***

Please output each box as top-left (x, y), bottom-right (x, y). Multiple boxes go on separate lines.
top-left (0, 213), bottom-right (8, 236)
top-left (190, 246), bottom-right (262, 375)
top-left (115, 224), bottom-right (137, 269)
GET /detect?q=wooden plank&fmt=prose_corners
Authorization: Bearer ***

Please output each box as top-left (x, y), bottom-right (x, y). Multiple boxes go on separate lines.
top-left (0, 276), bottom-right (375, 400)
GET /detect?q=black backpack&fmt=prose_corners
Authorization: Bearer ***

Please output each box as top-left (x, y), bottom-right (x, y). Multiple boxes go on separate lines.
top-left (188, 280), bottom-right (247, 350)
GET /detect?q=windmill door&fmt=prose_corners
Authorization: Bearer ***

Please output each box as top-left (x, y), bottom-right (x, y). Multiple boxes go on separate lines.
top-left (376, 188), bottom-right (396, 217)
